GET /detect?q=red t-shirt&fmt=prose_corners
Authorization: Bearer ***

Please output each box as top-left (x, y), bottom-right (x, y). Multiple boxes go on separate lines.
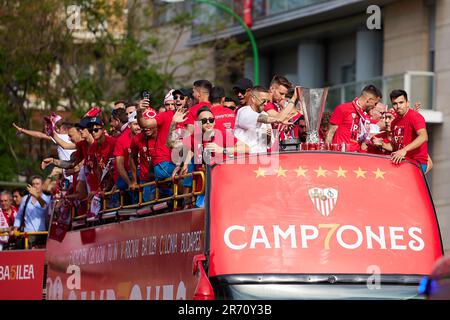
top-left (211, 105), bottom-right (236, 147)
top-left (330, 98), bottom-right (368, 152)
top-left (85, 135), bottom-right (116, 192)
top-left (74, 140), bottom-right (89, 161)
top-left (113, 127), bottom-right (133, 182)
top-left (391, 109), bottom-right (428, 164)
top-left (130, 132), bottom-right (157, 181)
top-left (265, 102), bottom-right (302, 141)
top-left (153, 110), bottom-right (176, 165)
top-left (264, 102), bottom-right (279, 113)
top-left (185, 102), bottom-right (212, 126)
top-left (366, 131), bottom-right (391, 155)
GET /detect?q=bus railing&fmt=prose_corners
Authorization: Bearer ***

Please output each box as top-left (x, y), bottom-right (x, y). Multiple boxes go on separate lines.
top-left (71, 171), bottom-right (206, 227)
top-left (0, 230), bottom-right (48, 250)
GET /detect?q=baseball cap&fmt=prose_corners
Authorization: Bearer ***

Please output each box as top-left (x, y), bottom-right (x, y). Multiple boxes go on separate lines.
top-left (87, 116), bottom-right (103, 127)
top-left (164, 89), bottom-right (175, 104)
top-left (75, 117), bottom-right (93, 129)
top-left (233, 78), bottom-right (253, 91)
top-left (172, 88), bottom-right (190, 97)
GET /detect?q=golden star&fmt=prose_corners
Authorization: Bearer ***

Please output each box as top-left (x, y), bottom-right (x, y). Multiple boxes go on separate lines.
top-left (353, 167), bottom-right (367, 178)
top-left (373, 168), bottom-right (386, 179)
top-left (334, 166), bottom-right (347, 178)
top-left (314, 166), bottom-right (328, 177)
top-left (294, 166), bottom-right (308, 177)
top-left (277, 166), bottom-right (288, 177)
top-left (254, 167), bottom-right (266, 178)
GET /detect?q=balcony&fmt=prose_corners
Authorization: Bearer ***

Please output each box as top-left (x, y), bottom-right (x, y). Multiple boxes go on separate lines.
top-left (189, 0), bottom-right (391, 44)
top-left (326, 71), bottom-right (442, 124)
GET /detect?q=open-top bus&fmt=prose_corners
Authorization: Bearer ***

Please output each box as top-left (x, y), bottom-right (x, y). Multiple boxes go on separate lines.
top-left (0, 150), bottom-right (443, 300)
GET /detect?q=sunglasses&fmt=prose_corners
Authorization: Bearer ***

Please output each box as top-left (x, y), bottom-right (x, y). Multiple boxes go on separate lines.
top-left (200, 117), bottom-right (215, 124)
top-left (174, 94), bottom-right (185, 100)
top-left (251, 93), bottom-right (269, 105)
top-left (233, 88), bottom-right (247, 96)
top-left (88, 127), bottom-right (102, 133)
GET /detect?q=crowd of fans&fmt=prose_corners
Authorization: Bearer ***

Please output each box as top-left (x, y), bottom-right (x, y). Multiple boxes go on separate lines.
top-left (0, 75), bottom-right (431, 250)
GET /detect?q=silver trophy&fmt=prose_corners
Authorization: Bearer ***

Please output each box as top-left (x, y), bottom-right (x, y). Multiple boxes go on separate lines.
top-left (296, 87), bottom-right (329, 143)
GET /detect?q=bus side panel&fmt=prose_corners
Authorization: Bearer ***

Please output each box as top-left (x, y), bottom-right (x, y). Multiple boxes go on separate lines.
top-left (0, 249), bottom-right (46, 300)
top-left (45, 209), bottom-right (205, 300)
top-left (208, 153), bottom-right (442, 277)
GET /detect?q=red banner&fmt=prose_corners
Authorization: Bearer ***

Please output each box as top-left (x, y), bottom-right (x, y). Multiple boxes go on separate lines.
top-left (243, 0), bottom-right (253, 28)
top-left (46, 209), bottom-right (205, 300)
top-left (0, 250), bottom-right (46, 300)
top-left (209, 153), bottom-right (442, 276)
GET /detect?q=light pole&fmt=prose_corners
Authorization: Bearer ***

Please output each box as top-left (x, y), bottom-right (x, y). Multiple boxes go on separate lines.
top-left (162, 0), bottom-right (260, 85)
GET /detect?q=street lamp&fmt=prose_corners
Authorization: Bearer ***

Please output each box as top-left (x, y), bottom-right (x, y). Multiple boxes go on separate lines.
top-left (161, 0), bottom-right (260, 85)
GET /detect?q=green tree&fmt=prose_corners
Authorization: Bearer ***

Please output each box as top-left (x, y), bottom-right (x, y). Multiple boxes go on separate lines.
top-left (0, 0), bottom-right (247, 181)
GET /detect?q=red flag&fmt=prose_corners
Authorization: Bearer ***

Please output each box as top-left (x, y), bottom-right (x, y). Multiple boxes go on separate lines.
top-left (44, 112), bottom-right (62, 136)
top-left (84, 106), bottom-right (102, 117)
top-left (243, 0), bottom-right (253, 28)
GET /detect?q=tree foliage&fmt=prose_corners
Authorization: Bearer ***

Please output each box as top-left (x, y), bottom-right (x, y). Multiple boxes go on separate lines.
top-left (0, 0), bottom-right (248, 181)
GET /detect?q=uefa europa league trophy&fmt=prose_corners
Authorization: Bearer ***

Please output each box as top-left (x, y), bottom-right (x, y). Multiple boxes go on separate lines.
top-left (296, 87), bottom-right (329, 144)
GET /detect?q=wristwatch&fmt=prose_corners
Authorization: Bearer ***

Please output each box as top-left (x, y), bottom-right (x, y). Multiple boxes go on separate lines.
top-left (223, 147), bottom-right (228, 155)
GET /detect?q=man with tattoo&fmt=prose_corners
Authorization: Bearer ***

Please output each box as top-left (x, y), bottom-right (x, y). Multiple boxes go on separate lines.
top-left (234, 86), bottom-right (284, 154)
top-left (41, 117), bottom-right (94, 172)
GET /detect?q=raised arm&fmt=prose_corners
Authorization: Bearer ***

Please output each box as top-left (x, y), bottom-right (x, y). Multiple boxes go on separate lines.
top-left (167, 108), bottom-right (188, 149)
top-left (257, 113), bottom-right (281, 124)
top-left (13, 123), bottom-right (52, 141)
top-left (52, 132), bottom-right (76, 149)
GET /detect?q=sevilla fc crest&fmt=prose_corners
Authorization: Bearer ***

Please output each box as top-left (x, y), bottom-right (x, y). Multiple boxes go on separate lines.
top-left (308, 187), bottom-right (338, 217)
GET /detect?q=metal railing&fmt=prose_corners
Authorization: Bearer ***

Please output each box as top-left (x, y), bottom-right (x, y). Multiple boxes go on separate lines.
top-left (326, 71), bottom-right (435, 112)
top-left (71, 171), bottom-right (206, 226)
top-left (0, 230), bottom-right (48, 250)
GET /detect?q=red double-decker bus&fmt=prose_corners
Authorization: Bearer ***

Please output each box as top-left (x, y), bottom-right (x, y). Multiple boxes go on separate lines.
top-left (0, 151), bottom-right (443, 300)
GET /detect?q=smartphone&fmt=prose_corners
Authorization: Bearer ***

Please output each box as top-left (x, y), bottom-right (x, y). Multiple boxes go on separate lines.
top-left (142, 90), bottom-right (151, 100)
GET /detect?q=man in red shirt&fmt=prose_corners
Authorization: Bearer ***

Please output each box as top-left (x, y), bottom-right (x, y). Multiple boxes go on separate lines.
top-left (185, 79), bottom-right (213, 134)
top-left (114, 110), bottom-right (141, 204)
top-left (130, 110), bottom-right (157, 202)
top-left (264, 76), bottom-right (299, 145)
top-left (223, 97), bottom-right (237, 111)
top-left (326, 85), bottom-right (382, 152)
top-left (0, 191), bottom-right (17, 250)
top-left (367, 109), bottom-right (396, 155)
top-left (110, 108), bottom-right (129, 138)
top-left (173, 88), bottom-right (190, 110)
top-left (85, 117), bottom-right (116, 193)
top-left (41, 117), bottom-right (94, 174)
top-left (389, 89), bottom-right (429, 172)
top-left (209, 86), bottom-right (236, 148)
top-left (137, 105), bottom-right (180, 198)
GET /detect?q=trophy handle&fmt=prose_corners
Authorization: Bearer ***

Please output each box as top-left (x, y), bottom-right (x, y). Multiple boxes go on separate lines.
top-left (296, 86), bottom-right (309, 130)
